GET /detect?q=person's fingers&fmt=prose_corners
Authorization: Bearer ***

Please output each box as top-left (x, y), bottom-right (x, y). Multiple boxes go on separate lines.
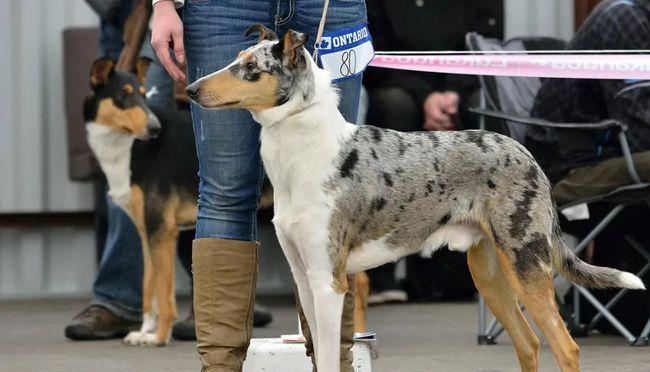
top-left (430, 104), bottom-right (449, 122)
top-left (442, 120), bottom-right (455, 130)
top-left (423, 120), bottom-right (437, 131)
top-left (155, 39), bottom-right (184, 81)
top-left (445, 91), bottom-right (460, 105)
top-left (442, 92), bottom-right (460, 114)
top-left (158, 46), bottom-right (182, 80)
top-left (172, 27), bottom-right (185, 65)
top-left (423, 117), bottom-right (454, 131)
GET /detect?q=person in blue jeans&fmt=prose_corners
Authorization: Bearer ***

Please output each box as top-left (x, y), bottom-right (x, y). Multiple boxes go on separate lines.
top-left (152, 0), bottom-right (366, 370)
top-left (65, 0), bottom-right (273, 342)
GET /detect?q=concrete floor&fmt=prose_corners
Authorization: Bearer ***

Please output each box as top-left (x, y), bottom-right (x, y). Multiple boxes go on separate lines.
top-left (0, 297), bottom-right (648, 372)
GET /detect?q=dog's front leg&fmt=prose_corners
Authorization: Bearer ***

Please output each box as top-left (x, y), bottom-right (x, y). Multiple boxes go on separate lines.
top-left (310, 270), bottom-right (346, 372)
top-left (124, 201), bottom-right (158, 346)
top-left (275, 228), bottom-right (320, 354)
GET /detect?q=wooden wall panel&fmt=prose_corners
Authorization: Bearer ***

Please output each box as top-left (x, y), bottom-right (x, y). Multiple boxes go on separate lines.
top-left (505, 0), bottom-right (575, 41)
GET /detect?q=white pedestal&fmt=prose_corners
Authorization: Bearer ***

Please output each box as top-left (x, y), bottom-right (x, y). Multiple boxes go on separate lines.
top-left (243, 338), bottom-right (374, 372)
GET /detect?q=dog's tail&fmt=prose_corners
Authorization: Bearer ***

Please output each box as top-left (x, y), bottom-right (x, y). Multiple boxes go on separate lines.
top-left (551, 219), bottom-right (645, 290)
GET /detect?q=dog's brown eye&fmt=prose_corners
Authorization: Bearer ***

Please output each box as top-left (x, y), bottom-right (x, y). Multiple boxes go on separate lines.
top-left (245, 62), bottom-right (255, 71)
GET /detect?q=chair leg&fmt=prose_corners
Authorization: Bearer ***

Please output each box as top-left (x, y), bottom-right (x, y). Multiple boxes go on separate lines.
top-left (571, 205), bottom-right (625, 256)
top-left (633, 317), bottom-right (650, 346)
top-left (575, 285), bottom-right (637, 343)
top-left (622, 235), bottom-right (650, 346)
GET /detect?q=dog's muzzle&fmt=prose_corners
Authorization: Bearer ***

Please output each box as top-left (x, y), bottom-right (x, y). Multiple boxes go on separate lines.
top-left (186, 81), bottom-right (200, 100)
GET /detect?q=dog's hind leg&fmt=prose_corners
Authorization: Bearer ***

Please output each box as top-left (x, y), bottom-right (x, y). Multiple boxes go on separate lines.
top-left (468, 241), bottom-right (540, 372)
top-left (353, 272), bottom-right (369, 333)
top-left (494, 247), bottom-right (580, 372)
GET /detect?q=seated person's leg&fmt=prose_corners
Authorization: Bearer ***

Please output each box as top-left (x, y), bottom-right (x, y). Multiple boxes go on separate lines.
top-left (367, 87), bottom-right (421, 132)
top-left (553, 151), bottom-right (650, 205)
top-left (66, 2), bottom-right (144, 340)
top-left (65, 197), bottom-right (142, 340)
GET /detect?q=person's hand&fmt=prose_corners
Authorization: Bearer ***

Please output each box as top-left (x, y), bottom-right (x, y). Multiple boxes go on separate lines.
top-left (422, 91), bottom-right (459, 131)
top-left (151, 0), bottom-right (186, 81)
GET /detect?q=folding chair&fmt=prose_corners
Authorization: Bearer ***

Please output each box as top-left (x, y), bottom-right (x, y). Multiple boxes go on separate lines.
top-left (465, 32), bottom-right (650, 346)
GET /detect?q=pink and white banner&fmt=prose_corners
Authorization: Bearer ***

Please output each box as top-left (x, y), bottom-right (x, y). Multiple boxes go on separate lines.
top-left (369, 53), bottom-right (650, 80)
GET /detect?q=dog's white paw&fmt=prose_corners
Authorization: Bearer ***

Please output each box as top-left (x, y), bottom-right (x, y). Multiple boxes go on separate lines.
top-left (124, 331), bottom-right (168, 346)
top-left (124, 331), bottom-right (146, 346)
top-left (141, 332), bottom-right (168, 347)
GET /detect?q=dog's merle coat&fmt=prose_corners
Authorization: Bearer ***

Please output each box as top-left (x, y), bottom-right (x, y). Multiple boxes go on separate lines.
top-left (325, 125), bottom-right (561, 282)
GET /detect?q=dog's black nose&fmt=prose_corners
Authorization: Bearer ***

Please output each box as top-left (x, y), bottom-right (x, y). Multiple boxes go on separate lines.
top-left (186, 83), bottom-right (199, 99)
top-left (146, 112), bottom-right (162, 138)
top-left (148, 125), bottom-right (161, 138)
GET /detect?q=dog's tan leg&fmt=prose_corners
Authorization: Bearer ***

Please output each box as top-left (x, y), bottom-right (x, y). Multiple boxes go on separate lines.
top-left (494, 248), bottom-right (580, 372)
top-left (468, 242), bottom-right (540, 372)
top-left (124, 185), bottom-right (159, 346)
top-left (353, 271), bottom-right (369, 333)
top-left (149, 229), bottom-right (179, 346)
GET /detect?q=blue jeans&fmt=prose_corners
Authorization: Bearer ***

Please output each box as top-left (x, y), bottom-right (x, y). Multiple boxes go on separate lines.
top-left (92, 197), bottom-right (143, 320)
top-left (183, 0), bottom-right (367, 241)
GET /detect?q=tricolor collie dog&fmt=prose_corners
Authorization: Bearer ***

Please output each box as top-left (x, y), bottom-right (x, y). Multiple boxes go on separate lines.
top-left (84, 57), bottom-right (198, 346)
top-left (187, 25), bottom-right (646, 372)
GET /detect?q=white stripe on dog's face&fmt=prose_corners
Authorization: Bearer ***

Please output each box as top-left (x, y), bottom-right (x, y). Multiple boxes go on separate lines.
top-left (187, 30), bottom-right (312, 113)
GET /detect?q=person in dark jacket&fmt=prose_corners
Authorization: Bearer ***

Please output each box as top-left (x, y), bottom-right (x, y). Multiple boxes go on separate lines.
top-left (527, 0), bottom-right (650, 335)
top-left (364, 0), bottom-right (503, 133)
top-left (363, 0), bottom-right (503, 304)
top-left (528, 0), bottom-right (650, 201)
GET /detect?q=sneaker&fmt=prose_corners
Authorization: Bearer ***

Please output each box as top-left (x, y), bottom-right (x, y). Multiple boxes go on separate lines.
top-left (172, 303), bottom-right (273, 341)
top-left (368, 289), bottom-right (408, 305)
top-left (64, 305), bottom-right (140, 341)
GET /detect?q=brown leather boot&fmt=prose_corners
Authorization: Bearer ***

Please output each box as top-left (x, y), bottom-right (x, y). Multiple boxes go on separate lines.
top-left (192, 238), bottom-right (259, 372)
top-left (296, 275), bottom-right (356, 372)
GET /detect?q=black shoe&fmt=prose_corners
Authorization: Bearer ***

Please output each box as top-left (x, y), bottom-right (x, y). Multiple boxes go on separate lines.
top-left (171, 303), bottom-right (273, 341)
top-left (171, 313), bottom-right (195, 341)
top-left (253, 304), bottom-right (273, 328)
top-left (64, 305), bottom-right (140, 341)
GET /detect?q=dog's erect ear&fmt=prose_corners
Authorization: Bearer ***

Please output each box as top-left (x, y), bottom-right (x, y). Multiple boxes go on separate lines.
top-left (245, 24), bottom-right (279, 43)
top-left (90, 57), bottom-right (116, 89)
top-left (134, 57), bottom-right (152, 85)
top-left (278, 30), bottom-right (309, 65)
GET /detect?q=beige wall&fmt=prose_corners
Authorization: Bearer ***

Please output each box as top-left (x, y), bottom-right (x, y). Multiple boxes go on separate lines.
top-left (0, 0), bottom-right (98, 213)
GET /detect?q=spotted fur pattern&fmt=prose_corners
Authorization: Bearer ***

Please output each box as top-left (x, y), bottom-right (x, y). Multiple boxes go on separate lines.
top-left (325, 125), bottom-right (558, 282)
